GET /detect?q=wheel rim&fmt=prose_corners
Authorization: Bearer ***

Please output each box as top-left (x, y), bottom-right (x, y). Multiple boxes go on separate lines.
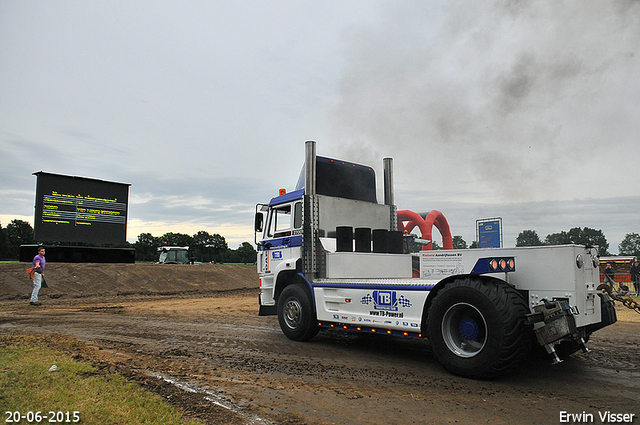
top-left (283, 298), bottom-right (302, 330)
top-left (441, 302), bottom-right (487, 358)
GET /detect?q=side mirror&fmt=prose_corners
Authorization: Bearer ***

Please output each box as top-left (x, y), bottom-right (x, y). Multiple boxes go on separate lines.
top-left (254, 212), bottom-right (264, 232)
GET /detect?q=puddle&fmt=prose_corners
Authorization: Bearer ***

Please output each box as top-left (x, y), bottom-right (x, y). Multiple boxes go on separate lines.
top-left (0, 322), bottom-right (17, 328)
top-left (150, 371), bottom-right (273, 425)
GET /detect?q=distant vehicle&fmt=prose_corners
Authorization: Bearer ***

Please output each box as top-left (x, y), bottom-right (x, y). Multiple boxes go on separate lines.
top-left (157, 246), bottom-right (191, 264)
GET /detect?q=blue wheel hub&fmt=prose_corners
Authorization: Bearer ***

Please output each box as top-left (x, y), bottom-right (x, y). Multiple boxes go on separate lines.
top-left (459, 318), bottom-right (479, 340)
top-left (442, 303), bottom-right (487, 358)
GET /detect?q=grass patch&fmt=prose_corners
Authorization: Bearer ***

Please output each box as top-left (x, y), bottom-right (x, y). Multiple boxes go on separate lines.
top-left (0, 334), bottom-right (197, 424)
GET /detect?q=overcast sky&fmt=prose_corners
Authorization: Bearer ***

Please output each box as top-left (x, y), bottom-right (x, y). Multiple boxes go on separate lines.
top-left (1, 1), bottom-right (639, 253)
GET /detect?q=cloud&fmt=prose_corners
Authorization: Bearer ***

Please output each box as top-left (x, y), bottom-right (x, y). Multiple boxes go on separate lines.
top-left (329, 0), bottom-right (640, 203)
top-left (1, 1), bottom-right (638, 254)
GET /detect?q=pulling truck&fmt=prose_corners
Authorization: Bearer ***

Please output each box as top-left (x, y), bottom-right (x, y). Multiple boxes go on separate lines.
top-left (254, 141), bottom-right (617, 379)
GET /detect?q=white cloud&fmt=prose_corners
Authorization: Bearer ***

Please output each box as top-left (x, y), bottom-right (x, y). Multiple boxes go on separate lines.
top-left (329, 0), bottom-right (640, 204)
top-left (1, 0), bottom-right (638, 254)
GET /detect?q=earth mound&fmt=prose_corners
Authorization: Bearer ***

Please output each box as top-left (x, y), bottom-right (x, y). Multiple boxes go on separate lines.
top-left (0, 263), bottom-right (258, 301)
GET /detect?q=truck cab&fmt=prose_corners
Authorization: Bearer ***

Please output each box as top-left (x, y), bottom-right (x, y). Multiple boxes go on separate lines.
top-left (255, 189), bottom-right (304, 315)
top-left (157, 246), bottom-right (191, 264)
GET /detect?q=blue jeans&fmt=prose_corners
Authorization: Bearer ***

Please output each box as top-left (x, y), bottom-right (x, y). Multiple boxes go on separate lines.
top-left (604, 276), bottom-right (615, 291)
top-left (31, 272), bottom-right (42, 302)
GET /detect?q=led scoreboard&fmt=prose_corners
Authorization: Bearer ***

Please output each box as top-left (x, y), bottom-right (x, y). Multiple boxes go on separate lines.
top-left (33, 172), bottom-right (130, 244)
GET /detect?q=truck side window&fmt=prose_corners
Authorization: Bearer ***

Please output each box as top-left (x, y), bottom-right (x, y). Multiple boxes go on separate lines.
top-left (294, 202), bottom-right (302, 229)
top-left (268, 205), bottom-right (292, 237)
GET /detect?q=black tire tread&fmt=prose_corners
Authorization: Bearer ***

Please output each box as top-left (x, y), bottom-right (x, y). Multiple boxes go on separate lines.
top-left (277, 284), bottom-right (319, 341)
top-left (427, 277), bottom-right (533, 379)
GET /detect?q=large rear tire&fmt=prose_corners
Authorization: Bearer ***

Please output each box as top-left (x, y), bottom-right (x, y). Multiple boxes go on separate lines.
top-left (427, 277), bottom-right (532, 379)
top-left (277, 284), bottom-right (319, 341)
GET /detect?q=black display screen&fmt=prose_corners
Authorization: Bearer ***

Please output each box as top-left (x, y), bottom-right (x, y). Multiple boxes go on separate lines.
top-left (33, 172), bottom-right (130, 244)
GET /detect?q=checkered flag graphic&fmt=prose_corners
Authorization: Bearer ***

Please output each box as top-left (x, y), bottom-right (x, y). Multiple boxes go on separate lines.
top-left (397, 295), bottom-right (412, 308)
top-left (361, 294), bottom-right (373, 305)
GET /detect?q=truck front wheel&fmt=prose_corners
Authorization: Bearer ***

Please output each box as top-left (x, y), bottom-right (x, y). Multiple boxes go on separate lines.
top-left (427, 277), bottom-right (532, 379)
top-left (277, 284), bottom-right (319, 341)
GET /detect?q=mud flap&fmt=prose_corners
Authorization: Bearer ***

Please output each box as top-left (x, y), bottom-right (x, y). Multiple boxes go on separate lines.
top-left (585, 294), bottom-right (617, 334)
top-left (258, 293), bottom-right (277, 316)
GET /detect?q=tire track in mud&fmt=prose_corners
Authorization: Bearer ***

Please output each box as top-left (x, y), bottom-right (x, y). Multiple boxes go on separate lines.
top-left (2, 294), bottom-right (639, 425)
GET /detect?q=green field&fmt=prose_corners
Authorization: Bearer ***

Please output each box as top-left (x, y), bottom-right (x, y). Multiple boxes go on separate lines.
top-left (0, 334), bottom-right (198, 425)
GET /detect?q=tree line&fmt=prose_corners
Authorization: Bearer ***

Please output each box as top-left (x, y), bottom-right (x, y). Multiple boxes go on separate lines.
top-left (0, 219), bottom-right (257, 263)
top-left (514, 227), bottom-right (640, 258)
top-left (134, 231), bottom-right (256, 263)
top-left (2, 219), bottom-right (639, 261)
top-left (434, 227), bottom-right (640, 258)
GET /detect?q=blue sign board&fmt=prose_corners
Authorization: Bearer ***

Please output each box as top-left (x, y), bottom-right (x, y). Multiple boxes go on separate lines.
top-left (477, 218), bottom-right (502, 248)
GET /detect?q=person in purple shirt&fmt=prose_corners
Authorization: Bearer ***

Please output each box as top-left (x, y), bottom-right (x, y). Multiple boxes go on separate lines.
top-left (30, 246), bottom-right (46, 306)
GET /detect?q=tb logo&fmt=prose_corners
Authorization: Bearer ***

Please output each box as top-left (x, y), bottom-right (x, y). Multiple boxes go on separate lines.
top-left (373, 290), bottom-right (397, 311)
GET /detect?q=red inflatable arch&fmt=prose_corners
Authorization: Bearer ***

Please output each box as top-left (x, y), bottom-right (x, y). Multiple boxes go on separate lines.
top-left (397, 210), bottom-right (453, 250)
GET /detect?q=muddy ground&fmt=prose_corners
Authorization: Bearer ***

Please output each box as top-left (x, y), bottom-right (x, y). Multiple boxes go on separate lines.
top-left (1, 263), bottom-right (639, 425)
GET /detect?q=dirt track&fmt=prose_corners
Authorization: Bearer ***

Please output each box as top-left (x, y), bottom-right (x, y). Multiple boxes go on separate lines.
top-left (1, 263), bottom-right (639, 424)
